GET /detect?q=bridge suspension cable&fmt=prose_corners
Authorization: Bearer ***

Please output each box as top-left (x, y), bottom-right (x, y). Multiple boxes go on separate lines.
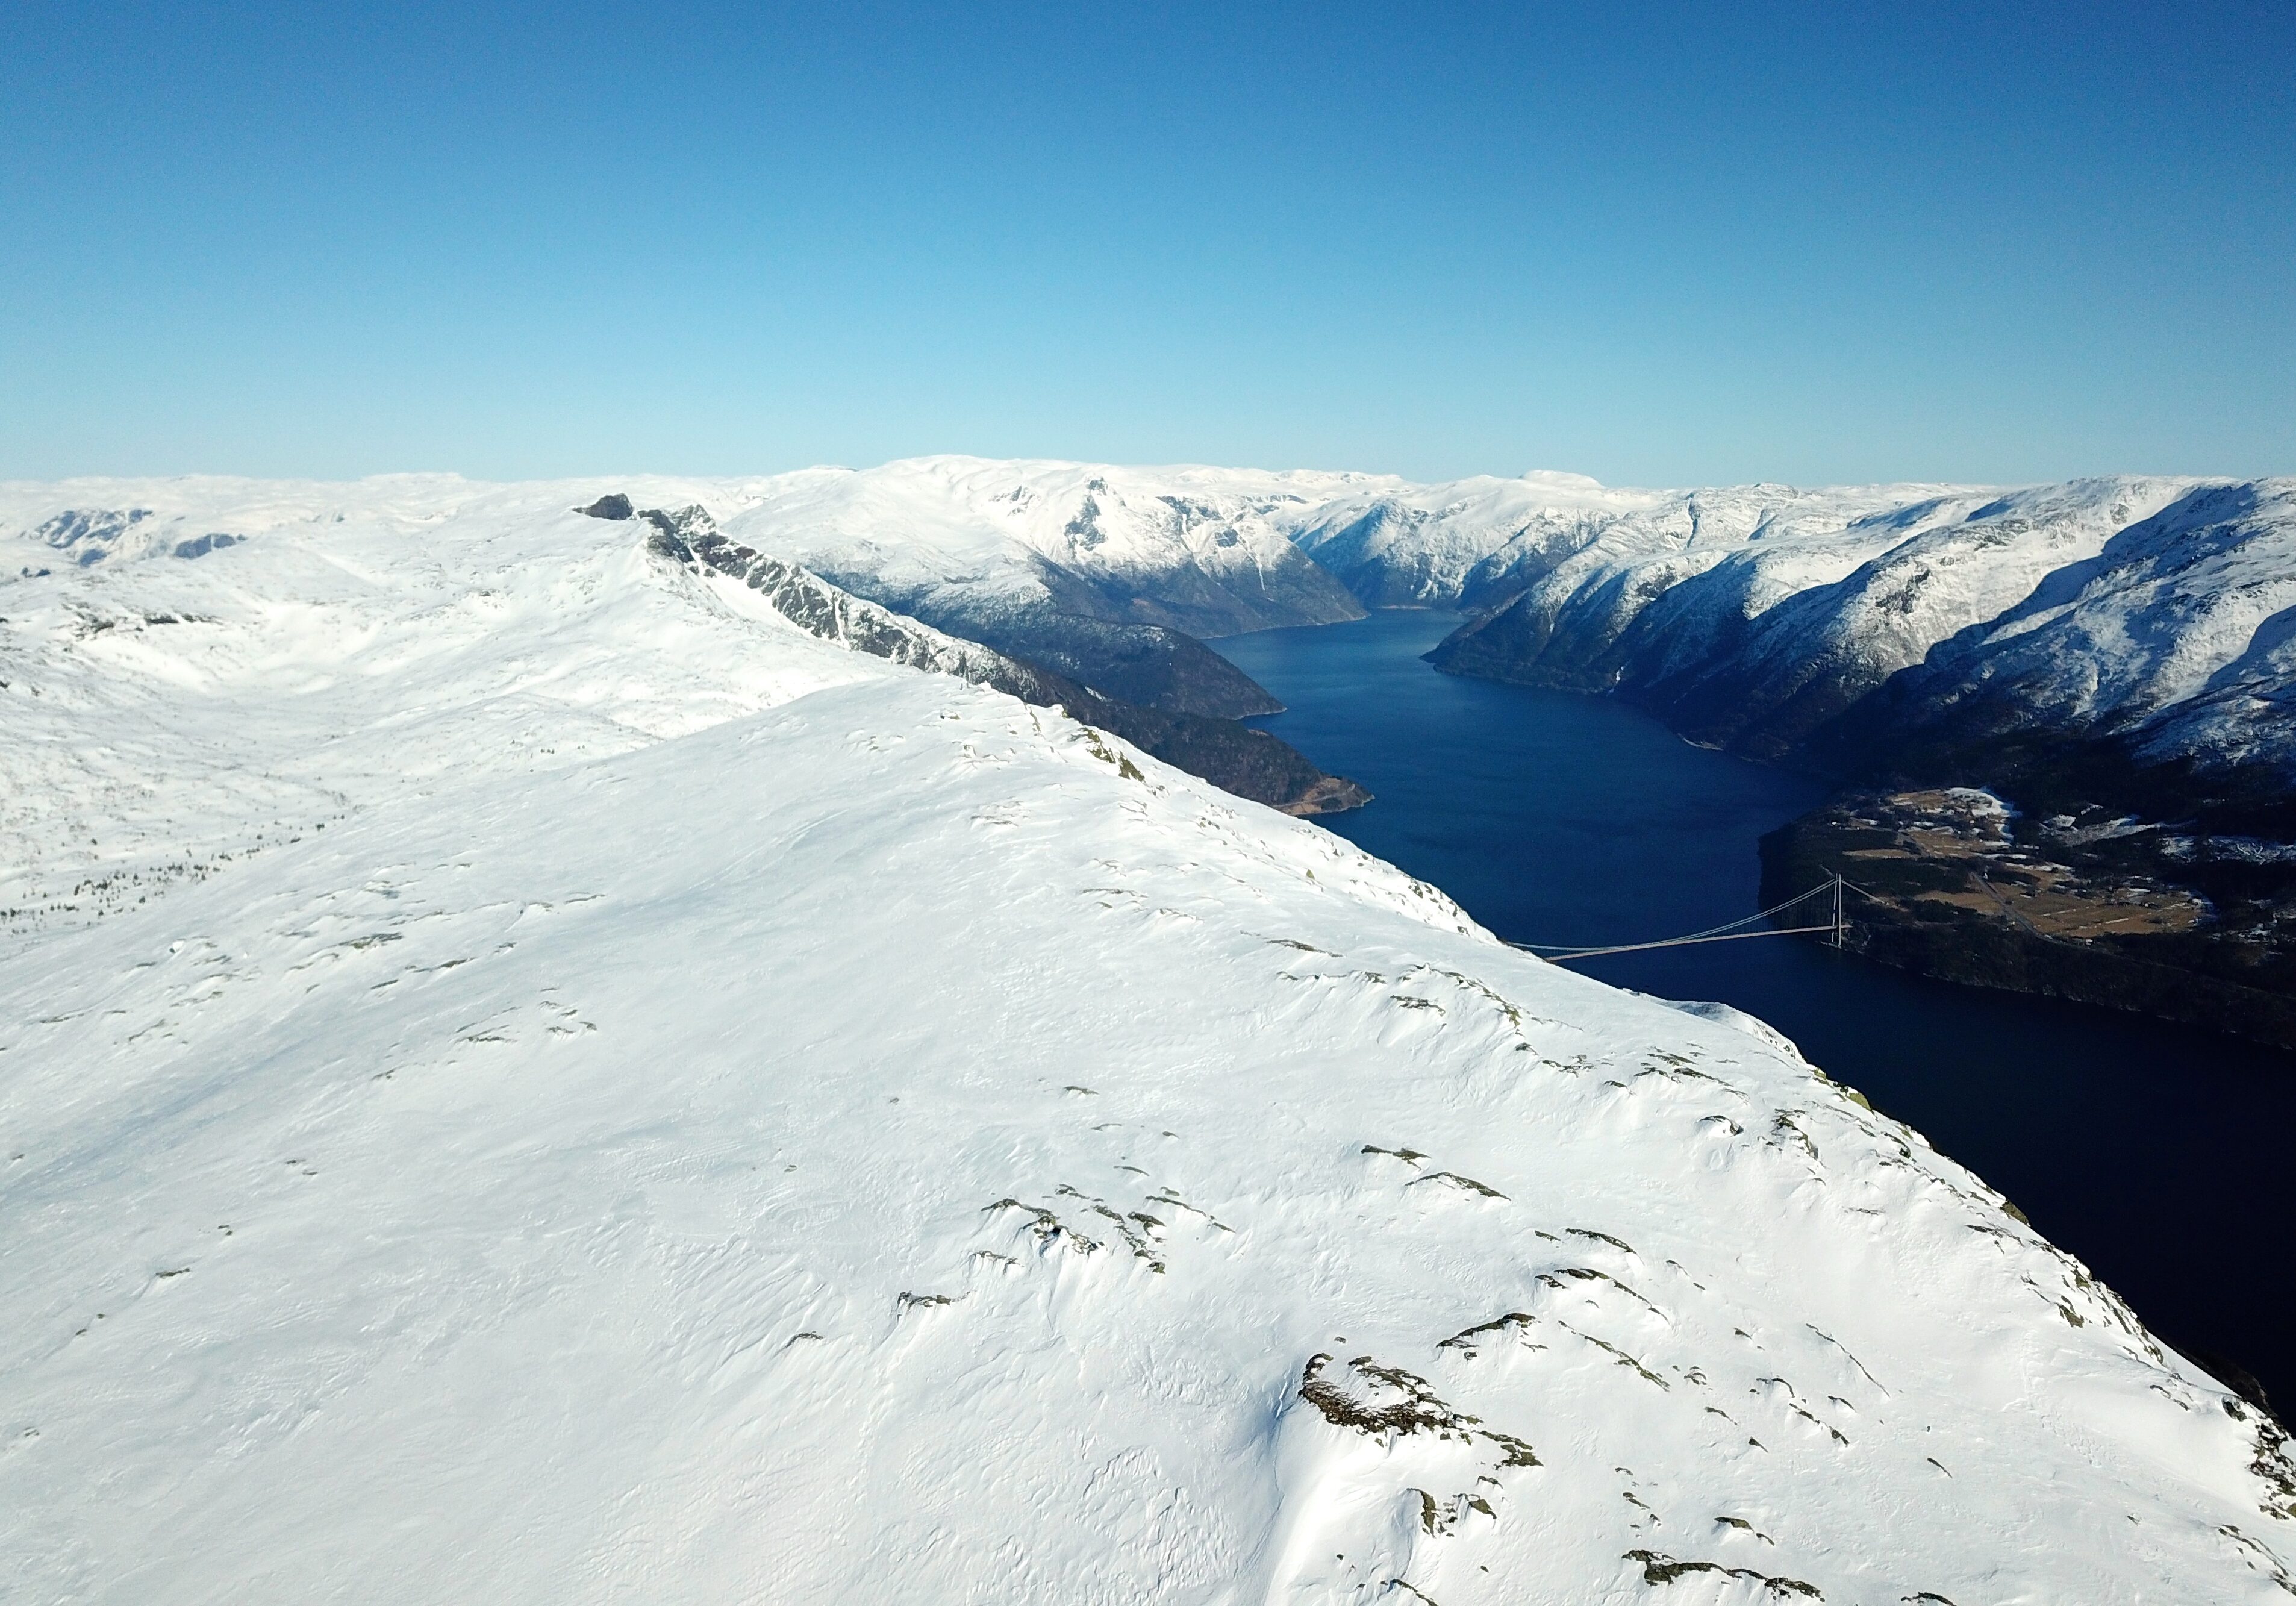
top-left (1508, 875), bottom-right (1860, 962)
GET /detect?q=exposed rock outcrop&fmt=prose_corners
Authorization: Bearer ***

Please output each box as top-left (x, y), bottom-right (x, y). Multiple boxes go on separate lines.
top-left (640, 504), bottom-right (1368, 816)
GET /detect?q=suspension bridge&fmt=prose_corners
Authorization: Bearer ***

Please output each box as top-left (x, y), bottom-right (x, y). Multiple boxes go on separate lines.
top-left (1506, 875), bottom-right (1864, 963)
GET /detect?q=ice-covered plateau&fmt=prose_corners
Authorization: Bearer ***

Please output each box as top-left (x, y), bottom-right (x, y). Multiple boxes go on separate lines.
top-left (4, 476), bottom-right (2294, 1603)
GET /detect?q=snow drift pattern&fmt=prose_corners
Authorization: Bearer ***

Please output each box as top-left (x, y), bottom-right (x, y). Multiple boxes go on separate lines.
top-left (2, 476), bottom-right (2293, 1602)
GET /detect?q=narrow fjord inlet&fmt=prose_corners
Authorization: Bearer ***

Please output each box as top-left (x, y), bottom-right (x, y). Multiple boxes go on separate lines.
top-left (1218, 609), bottom-right (2296, 1409)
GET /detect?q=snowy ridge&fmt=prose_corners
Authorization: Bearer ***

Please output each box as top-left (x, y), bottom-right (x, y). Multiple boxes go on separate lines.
top-left (5, 478), bottom-right (2295, 1601)
top-left (0, 476), bottom-right (879, 946)
top-left (720, 455), bottom-right (1375, 639)
top-left (633, 500), bottom-right (1061, 693)
top-left (632, 498), bottom-right (1364, 816)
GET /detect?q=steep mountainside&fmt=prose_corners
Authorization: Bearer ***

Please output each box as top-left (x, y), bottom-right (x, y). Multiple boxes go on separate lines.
top-left (1376, 470), bottom-right (2296, 1033)
top-left (1419, 476), bottom-right (2296, 806)
top-left (1429, 479), bottom-right (2195, 746)
top-left (1833, 482), bottom-right (2296, 796)
top-left (1285, 475), bottom-right (1982, 618)
top-left (629, 499), bottom-right (1366, 816)
top-left (5, 480), bottom-right (2292, 1602)
top-left (1282, 471), bottom-right (1663, 608)
top-left (718, 457), bottom-right (1376, 719)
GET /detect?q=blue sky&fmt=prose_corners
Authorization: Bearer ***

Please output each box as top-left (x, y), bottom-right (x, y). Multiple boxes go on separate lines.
top-left (5, 1), bottom-right (2292, 485)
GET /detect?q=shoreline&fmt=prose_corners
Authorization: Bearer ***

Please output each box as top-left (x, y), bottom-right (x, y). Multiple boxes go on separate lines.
top-left (1758, 796), bottom-right (2296, 1053)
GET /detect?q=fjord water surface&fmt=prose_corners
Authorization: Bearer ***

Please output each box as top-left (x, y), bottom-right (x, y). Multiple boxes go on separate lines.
top-left (1217, 609), bottom-right (2296, 1408)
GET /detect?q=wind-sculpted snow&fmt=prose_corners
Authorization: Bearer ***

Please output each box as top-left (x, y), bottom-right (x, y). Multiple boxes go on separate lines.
top-left (4, 477), bottom-right (2294, 1602)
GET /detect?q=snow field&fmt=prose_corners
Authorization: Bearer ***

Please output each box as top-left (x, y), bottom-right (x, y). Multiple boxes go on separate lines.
top-left (2, 480), bottom-right (2292, 1602)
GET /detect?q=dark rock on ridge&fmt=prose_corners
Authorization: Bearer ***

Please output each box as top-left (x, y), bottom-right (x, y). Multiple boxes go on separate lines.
top-left (587, 489), bottom-right (1294, 720)
top-left (791, 552), bottom-right (1300, 720)
top-left (30, 508), bottom-right (155, 567)
top-left (639, 505), bottom-right (1368, 817)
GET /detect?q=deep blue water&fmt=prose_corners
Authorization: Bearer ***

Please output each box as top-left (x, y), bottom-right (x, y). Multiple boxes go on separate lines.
top-left (1218, 609), bottom-right (2296, 1408)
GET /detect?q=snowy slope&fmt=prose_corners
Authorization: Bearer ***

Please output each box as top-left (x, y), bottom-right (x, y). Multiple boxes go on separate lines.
top-left (722, 455), bottom-right (1376, 639)
top-left (1284, 471), bottom-right (1664, 608)
top-left (1861, 481), bottom-right (2296, 778)
top-left (5, 480), bottom-right (2295, 1602)
top-left (0, 475), bottom-right (879, 943)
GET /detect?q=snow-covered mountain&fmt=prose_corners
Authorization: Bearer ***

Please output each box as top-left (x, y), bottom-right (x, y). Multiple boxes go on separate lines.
top-left (15, 456), bottom-right (2296, 809)
top-left (721, 455), bottom-right (1375, 637)
top-left (44, 458), bottom-right (2288, 810)
top-left (1841, 481), bottom-right (2296, 786)
top-left (1281, 470), bottom-right (1663, 608)
top-left (716, 457), bottom-right (1376, 719)
top-left (5, 477), bottom-right (2294, 1601)
top-left (598, 457), bottom-right (2296, 804)
top-left (1357, 471), bottom-right (2296, 802)
top-left (1428, 478), bottom-right (2195, 740)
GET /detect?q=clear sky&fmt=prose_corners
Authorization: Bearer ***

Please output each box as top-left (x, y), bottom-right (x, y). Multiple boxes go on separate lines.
top-left (5, 1), bottom-right (2292, 487)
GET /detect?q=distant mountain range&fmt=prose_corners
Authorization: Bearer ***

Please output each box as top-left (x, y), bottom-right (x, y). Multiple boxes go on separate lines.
top-left (19, 460), bottom-right (2295, 825)
top-left (668, 457), bottom-right (2296, 826)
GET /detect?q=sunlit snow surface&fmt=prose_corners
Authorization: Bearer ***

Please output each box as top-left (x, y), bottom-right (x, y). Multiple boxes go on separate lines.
top-left (4, 479), bottom-right (2294, 1602)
